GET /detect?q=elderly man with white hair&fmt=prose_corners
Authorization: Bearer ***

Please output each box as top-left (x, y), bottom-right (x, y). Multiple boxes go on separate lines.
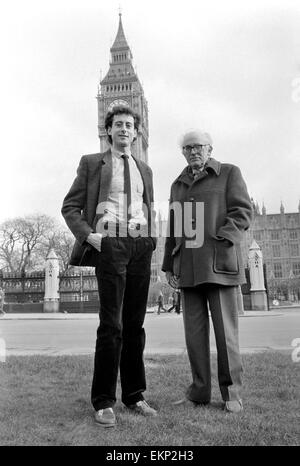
top-left (162, 130), bottom-right (252, 413)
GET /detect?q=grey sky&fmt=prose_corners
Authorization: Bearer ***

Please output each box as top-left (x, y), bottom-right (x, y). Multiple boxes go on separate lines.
top-left (0, 0), bottom-right (299, 223)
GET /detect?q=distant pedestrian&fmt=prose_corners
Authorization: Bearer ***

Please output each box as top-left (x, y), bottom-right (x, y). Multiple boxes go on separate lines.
top-left (0, 288), bottom-right (5, 315)
top-left (157, 291), bottom-right (167, 315)
top-left (168, 290), bottom-right (181, 314)
top-left (167, 293), bottom-right (176, 312)
top-left (174, 290), bottom-right (181, 314)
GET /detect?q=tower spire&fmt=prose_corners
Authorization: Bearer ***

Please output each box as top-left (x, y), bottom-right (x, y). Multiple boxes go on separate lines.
top-left (111, 10), bottom-right (128, 50)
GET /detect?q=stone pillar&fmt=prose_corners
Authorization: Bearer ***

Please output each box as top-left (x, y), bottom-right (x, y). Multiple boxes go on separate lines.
top-left (248, 240), bottom-right (268, 310)
top-left (43, 248), bottom-right (60, 313)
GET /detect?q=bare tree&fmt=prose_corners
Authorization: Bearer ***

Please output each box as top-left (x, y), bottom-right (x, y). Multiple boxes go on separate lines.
top-left (20, 214), bottom-right (56, 272)
top-left (0, 219), bottom-right (22, 272)
top-left (0, 214), bottom-right (56, 273)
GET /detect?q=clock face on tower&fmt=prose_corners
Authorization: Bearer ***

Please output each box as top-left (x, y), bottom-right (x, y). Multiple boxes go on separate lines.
top-left (107, 99), bottom-right (129, 112)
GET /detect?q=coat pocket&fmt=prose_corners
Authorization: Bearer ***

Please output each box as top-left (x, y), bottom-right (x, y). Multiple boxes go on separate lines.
top-left (69, 240), bottom-right (86, 266)
top-left (213, 239), bottom-right (239, 274)
top-left (69, 241), bottom-right (97, 267)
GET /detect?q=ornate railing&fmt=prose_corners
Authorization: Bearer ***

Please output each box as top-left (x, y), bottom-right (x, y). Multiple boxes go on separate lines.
top-left (0, 268), bottom-right (99, 303)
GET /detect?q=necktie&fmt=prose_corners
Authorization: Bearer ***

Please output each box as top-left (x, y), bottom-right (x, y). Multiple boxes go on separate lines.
top-left (122, 154), bottom-right (132, 221)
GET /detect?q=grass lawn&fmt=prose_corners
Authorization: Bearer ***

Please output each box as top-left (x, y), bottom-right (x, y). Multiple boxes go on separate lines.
top-left (0, 352), bottom-right (299, 446)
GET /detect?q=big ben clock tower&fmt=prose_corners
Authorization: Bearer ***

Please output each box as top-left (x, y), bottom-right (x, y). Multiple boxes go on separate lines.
top-left (97, 13), bottom-right (149, 163)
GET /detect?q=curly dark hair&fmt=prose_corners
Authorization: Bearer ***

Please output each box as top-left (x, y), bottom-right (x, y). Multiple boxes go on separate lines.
top-left (104, 106), bottom-right (141, 145)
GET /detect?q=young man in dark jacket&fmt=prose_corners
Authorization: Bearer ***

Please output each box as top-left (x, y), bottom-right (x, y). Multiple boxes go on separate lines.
top-left (62, 106), bottom-right (157, 427)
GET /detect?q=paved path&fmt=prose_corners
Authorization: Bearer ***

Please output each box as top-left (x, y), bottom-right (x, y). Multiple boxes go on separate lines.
top-left (0, 309), bottom-right (299, 356)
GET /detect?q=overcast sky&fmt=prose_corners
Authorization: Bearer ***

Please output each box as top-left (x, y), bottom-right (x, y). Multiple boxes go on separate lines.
top-left (0, 0), bottom-right (299, 224)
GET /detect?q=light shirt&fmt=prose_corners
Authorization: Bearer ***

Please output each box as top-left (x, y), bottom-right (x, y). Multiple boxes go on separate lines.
top-left (100, 148), bottom-right (147, 225)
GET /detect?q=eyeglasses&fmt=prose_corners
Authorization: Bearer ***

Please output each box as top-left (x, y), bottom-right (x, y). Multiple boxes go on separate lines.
top-left (183, 144), bottom-right (209, 153)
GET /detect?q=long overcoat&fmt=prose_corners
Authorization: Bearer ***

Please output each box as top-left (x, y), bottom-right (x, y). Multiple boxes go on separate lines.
top-left (162, 158), bottom-right (252, 287)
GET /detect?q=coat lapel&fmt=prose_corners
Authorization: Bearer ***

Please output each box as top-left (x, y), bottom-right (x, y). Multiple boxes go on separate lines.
top-left (131, 155), bottom-right (150, 208)
top-left (97, 149), bottom-right (113, 207)
top-left (92, 149), bottom-right (112, 230)
top-left (174, 167), bottom-right (194, 187)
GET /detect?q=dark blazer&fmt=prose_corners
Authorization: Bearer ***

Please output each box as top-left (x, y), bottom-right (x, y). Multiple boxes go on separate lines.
top-left (62, 149), bottom-right (156, 267)
top-left (162, 158), bottom-right (252, 287)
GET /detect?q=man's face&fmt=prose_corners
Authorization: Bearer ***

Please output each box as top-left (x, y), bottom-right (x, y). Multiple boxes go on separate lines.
top-left (182, 138), bottom-right (211, 169)
top-left (107, 114), bottom-right (137, 150)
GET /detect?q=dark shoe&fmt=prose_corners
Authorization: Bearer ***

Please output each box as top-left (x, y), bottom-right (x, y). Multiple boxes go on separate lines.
top-left (94, 407), bottom-right (116, 427)
top-left (224, 399), bottom-right (243, 413)
top-left (126, 400), bottom-right (158, 417)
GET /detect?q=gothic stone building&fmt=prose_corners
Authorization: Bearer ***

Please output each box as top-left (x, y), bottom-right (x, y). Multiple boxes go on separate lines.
top-left (241, 201), bottom-right (300, 301)
top-left (96, 13), bottom-right (149, 163)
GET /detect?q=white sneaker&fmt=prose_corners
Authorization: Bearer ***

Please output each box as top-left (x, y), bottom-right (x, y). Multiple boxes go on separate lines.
top-left (225, 400), bottom-right (243, 413)
top-left (94, 407), bottom-right (116, 427)
top-left (126, 400), bottom-right (158, 417)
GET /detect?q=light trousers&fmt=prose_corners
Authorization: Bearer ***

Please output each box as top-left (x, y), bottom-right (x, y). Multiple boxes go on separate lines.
top-left (182, 284), bottom-right (243, 402)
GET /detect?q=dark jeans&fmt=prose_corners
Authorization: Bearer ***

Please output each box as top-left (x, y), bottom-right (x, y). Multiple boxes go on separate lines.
top-left (91, 235), bottom-right (153, 410)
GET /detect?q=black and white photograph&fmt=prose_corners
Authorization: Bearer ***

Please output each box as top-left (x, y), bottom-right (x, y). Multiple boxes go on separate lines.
top-left (0, 0), bottom-right (299, 450)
